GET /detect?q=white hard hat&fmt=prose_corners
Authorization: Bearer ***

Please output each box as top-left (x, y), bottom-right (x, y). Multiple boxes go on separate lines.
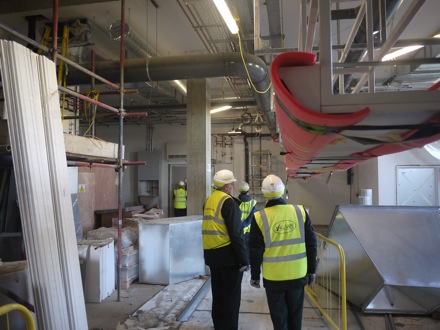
top-left (239, 181), bottom-right (250, 193)
top-left (213, 169), bottom-right (237, 187)
top-left (178, 181), bottom-right (185, 186)
top-left (261, 174), bottom-right (285, 199)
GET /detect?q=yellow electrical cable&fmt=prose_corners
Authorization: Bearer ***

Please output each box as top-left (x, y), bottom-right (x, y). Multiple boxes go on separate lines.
top-left (81, 135), bottom-right (105, 150)
top-left (83, 89), bottom-right (100, 137)
top-left (61, 65), bottom-right (68, 122)
top-left (237, 26), bottom-right (272, 94)
top-left (59, 25), bottom-right (70, 122)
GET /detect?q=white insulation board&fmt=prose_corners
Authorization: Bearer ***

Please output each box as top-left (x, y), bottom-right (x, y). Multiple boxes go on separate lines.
top-left (0, 40), bottom-right (88, 329)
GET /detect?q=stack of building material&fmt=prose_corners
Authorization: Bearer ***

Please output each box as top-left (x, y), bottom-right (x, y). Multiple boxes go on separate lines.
top-left (120, 246), bottom-right (139, 289)
top-left (78, 239), bottom-right (115, 303)
top-left (0, 40), bottom-right (87, 329)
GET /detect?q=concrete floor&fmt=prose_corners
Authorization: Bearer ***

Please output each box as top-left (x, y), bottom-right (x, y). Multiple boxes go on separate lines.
top-left (86, 271), bottom-right (440, 330)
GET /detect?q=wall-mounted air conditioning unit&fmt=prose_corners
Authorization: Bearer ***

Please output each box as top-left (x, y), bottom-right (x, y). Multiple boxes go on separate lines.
top-left (166, 142), bottom-right (186, 161)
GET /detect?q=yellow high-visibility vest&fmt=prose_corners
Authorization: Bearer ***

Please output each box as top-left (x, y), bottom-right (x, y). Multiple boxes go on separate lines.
top-left (174, 187), bottom-right (187, 209)
top-left (239, 199), bottom-right (257, 234)
top-left (202, 190), bottom-right (231, 249)
top-left (254, 204), bottom-right (307, 281)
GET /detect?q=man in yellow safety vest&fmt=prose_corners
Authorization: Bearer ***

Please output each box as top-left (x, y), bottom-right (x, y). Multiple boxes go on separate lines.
top-left (249, 174), bottom-right (317, 330)
top-left (202, 169), bottom-right (249, 330)
top-left (237, 181), bottom-right (257, 257)
top-left (173, 181), bottom-right (187, 217)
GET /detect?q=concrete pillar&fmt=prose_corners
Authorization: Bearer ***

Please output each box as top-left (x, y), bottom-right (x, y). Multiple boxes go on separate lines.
top-left (186, 78), bottom-right (211, 215)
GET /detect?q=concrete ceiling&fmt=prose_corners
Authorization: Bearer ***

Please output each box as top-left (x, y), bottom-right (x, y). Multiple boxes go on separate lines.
top-left (0, 0), bottom-right (439, 130)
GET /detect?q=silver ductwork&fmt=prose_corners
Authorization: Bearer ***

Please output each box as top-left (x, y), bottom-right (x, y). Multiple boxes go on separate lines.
top-left (66, 52), bottom-right (277, 140)
top-left (324, 204), bottom-right (440, 314)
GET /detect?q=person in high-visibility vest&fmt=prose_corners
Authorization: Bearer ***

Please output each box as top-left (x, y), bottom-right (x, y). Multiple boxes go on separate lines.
top-left (203, 169), bottom-right (248, 330)
top-left (237, 181), bottom-right (257, 258)
top-left (249, 174), bottom-right (317, 330)
top-left (173, 181), bottom-right (187, 217)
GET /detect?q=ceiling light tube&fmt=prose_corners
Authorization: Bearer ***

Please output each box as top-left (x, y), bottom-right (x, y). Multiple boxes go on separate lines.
top-left (210, 105), bottom-right (232, 114)
top-left (381, 45), bottom-right (423, 61)
top-left (213, 0), bottom-right (239, 34)
top-left (173, 80), bottom-right (187, 94)
top-left (382, 33), bottom-right (440, 62)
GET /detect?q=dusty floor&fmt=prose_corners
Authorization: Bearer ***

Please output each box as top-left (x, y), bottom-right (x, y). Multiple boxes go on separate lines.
top-left (86, 280), bottom-right (164, 330)
top-left (86, 271), bottom-right (440, 330)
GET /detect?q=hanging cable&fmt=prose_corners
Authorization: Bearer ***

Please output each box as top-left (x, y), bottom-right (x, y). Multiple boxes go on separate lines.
top-left (236, 23), bottom-right (272, 94)
top-left (82, 89), bottom-right (100, 137)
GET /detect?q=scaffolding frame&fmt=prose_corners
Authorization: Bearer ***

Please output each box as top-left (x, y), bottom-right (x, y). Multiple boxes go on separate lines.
top-left (0, 0), bottom-right (137, 304)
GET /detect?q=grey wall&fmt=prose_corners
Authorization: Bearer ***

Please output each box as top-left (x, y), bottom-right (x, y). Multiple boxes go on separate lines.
top-left (377, 148), bottom-right (440, 205)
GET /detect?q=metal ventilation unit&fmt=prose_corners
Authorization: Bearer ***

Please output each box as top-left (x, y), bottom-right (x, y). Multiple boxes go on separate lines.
top-left (323, 205), bottom-right (440, 314)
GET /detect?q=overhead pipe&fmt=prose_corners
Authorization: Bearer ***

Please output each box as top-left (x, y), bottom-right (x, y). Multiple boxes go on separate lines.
top-left (66, 52), bottom-right (278, 140)
top-left (63, 111), bottom-right (148, 120)
top-left (67, 160), bottom-right (147, 168)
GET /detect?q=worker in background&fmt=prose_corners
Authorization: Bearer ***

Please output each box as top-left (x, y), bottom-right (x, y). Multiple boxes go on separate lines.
top-left (237, 181), bottom-right (257, 257)
top-left (173, 181), bottom-right (187, 217)
top-left (249, 174), bottom-right (317, 330)
top-left (202, 169), bottom-right (249, 330)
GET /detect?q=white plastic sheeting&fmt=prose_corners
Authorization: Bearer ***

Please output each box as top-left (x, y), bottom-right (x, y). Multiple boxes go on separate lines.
top-left (0, 40), bottom-right (87, 329)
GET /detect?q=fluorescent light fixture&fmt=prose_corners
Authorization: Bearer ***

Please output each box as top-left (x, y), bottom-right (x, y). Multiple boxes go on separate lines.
top-left (213, 0), bottom-right (239, 34)
top-left (382, 33), bottom-right (440, 62)
top-left (173, 80), bottom-right (187, 94)
top-left (210, 105), bottom-right (232, 114)
top-left (382, 45), bottom-right (423, 61)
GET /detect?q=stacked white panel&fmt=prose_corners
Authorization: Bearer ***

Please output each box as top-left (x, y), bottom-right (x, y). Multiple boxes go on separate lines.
top-left (0, 40), bottom-right (88, 329)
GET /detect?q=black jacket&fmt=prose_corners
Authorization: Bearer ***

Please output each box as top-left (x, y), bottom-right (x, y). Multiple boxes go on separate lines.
top-left (249, 197), bottom-right (318, 289)
top-left (203, 195), bottom-right (249, 268)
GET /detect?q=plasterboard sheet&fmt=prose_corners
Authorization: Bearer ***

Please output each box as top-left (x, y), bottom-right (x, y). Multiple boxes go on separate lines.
top-left (38, 54), bottom-right (88, 327)
top-left (0, 40), bottom-right (87, 329)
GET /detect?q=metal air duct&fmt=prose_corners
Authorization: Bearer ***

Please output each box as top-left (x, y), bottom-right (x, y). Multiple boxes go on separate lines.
top-left (324, 204), bottom-right (440, 314)
top-left (66, 52), bottom-right (277, 140)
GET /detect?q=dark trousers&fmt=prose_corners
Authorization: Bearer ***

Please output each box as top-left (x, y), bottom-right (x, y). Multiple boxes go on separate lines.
top-left (244, 233), bottom-right (250, 263)
top-left (265, 286), bottom-right (305, 330)
top-left (210, 265), bottom-right (244, 330)
top-left (174, 208), bottom-right (187, 217)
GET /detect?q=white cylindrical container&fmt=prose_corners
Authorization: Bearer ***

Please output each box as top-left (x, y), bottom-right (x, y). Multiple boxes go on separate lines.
top-left (359, 189), bottom-right (373, 205)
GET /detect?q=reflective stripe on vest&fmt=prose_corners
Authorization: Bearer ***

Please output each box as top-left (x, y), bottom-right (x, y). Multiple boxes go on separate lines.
top-left (174, 188), bottom-right (187, 209)
top-left (202, 190), bottom-right (231, 249)
top-left (255, 204), bottom-right (307, 281)
top-left (239, 199), bottom-right (257, 234)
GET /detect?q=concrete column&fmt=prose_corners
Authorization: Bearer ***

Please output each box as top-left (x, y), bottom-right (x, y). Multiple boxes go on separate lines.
top-left (186, 78), bottom-right (211, 215)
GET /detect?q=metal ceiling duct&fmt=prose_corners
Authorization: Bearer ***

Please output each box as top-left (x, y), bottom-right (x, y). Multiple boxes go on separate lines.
top-left (323, 205), bottom-right (440, 314)
top-left (66, 52), bottom-right (277, 139)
